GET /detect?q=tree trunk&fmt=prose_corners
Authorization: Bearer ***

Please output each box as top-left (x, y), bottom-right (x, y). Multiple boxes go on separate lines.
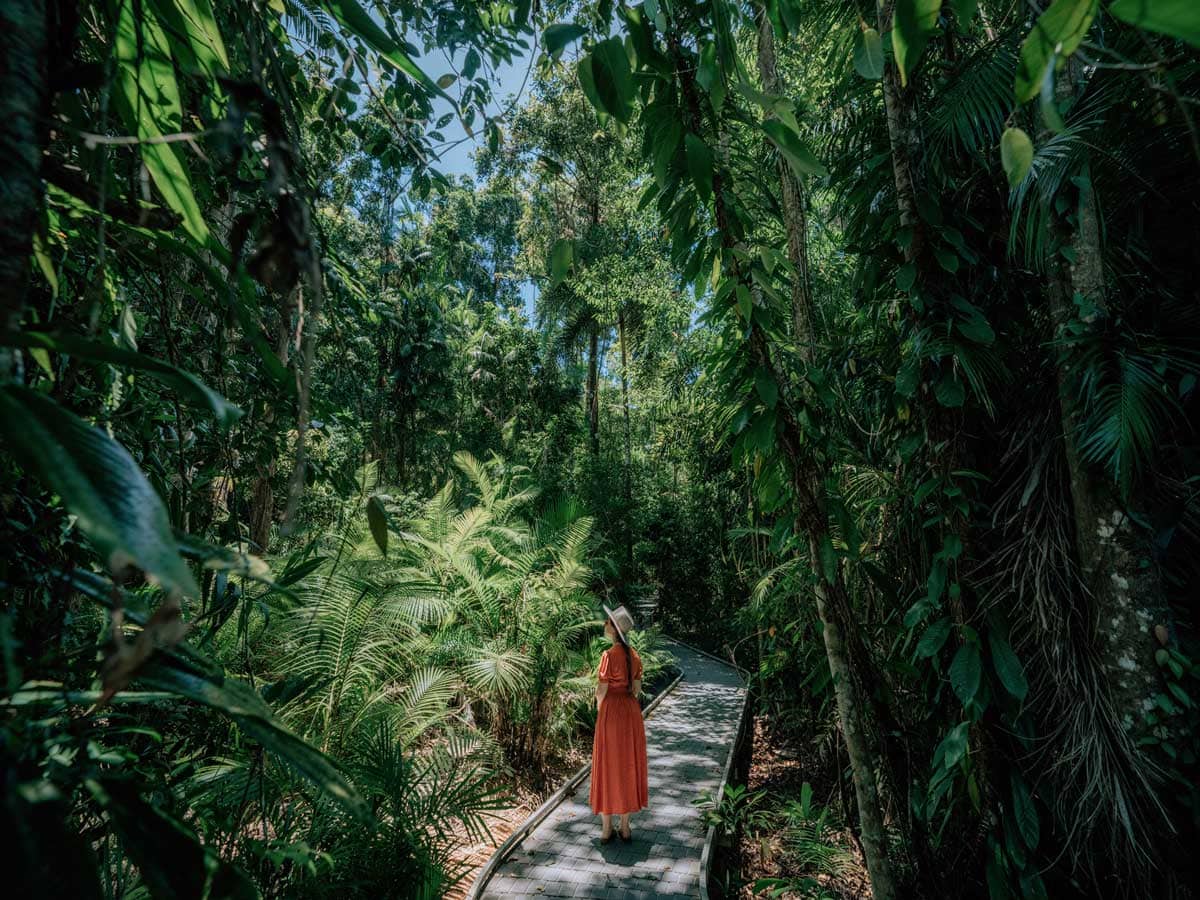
top-left (618, 307), bottom-right (634, 571)
top-left (755, 12), bottom-right (814, 350)
top-left (877, 2), bottom-right (924, 269)
top-left (1047, 150), bottom-right (1168, 737)
top-left (761, 15), bottom-right (917, 874)
top-left (874, 5), bottom-right (999, 885)
top-left (809, 537), bottom-right (897, 896)
top-left (586, 325), bottom-right (600, 455)
top-left (670, 23), bottom-right (900, 899)
top-left (0, 0), bottom-right (49, 379)
top-left (249, 287), bottom-right (299, 552)
top-left (249, 475), bottom-right (274, 551)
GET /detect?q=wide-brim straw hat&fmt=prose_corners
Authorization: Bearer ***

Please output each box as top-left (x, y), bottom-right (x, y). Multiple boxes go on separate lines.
top-left (603, 604), bottom-right (636, 642)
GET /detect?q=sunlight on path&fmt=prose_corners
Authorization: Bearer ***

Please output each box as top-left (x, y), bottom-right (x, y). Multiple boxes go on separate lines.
top-left (470, 638), bottom-right (747, 899)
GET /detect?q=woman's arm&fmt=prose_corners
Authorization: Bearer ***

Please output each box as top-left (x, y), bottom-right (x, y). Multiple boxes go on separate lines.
top-left (632, 678), bottom-right (642, 697)
top-left (595, 681), bottom-right (609, 708)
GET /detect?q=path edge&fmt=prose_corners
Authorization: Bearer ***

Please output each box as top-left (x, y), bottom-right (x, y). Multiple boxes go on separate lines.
top-left (463, 656), bottom-right (686, 900)
top-left (666, 638), bottom-right (752, 900)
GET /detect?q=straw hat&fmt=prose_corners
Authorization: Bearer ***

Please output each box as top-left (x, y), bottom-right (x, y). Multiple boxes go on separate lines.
top-left (603, 604), bottom-right (636, 642)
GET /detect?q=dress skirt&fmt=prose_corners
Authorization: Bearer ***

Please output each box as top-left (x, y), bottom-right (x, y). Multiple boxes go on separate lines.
top-left (590, 685), bottom-right (649, 814)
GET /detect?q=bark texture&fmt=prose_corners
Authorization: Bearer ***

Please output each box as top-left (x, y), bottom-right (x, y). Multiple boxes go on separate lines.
top-left (810, 538), bottom-right (896, 895)
top-left (249, 475), bottom-right (274, 552)
top-left (584, 192), bottom-right (602, 457)
top-left (755, 12), bottom-right (814, 350)
top-left (878, 1), bottom-right (924, 267)
top-left (586, 326), bottom-right (600, 456)
top-left (618, 307), bottom-right (634, 570)
top-left (0, 0), bottom-right (49, 378)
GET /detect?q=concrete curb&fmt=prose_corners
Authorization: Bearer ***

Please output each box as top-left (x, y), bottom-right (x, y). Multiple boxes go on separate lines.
top-left (464, 645), bottom-right (687, 900)
top-left (665, 637), bottom-right (752, 900)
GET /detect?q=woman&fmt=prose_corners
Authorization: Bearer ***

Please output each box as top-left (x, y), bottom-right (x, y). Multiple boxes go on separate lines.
top-left (589, 604), bottom-right (649, 843)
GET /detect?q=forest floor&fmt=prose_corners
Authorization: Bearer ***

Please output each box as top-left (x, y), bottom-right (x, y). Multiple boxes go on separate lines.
top-left (446, 744), bottom-right (590, 900)
top-left (732, 716), bottom-right (871, 899)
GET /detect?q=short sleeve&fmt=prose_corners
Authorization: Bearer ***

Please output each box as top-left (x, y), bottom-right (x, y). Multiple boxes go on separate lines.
top-left (598, 649), bottom-right (614, 683)
top-left (632, 649), bottom-right (643, 681)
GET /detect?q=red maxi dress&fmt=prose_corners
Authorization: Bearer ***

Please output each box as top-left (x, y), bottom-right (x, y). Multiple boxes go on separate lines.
top-left (589, 644), bottom-right (649, 815)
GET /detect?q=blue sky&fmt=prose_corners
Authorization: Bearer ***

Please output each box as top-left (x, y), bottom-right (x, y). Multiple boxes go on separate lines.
top-left (413, 47), bottom-right (537, 180)
top-left (411, 45), bottom-right (542, 315)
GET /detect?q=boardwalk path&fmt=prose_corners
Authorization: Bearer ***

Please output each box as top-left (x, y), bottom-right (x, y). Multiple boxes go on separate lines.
top-left (471, 639), bottom-right (747, 899)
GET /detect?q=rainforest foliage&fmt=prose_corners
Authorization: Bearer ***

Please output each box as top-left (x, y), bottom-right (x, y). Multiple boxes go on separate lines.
top-left (1, 0), bottom-right (1198, 897)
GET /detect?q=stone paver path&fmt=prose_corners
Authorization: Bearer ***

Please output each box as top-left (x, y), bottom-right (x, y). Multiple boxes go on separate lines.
top-left (474, 638), bottom-right (747, 899)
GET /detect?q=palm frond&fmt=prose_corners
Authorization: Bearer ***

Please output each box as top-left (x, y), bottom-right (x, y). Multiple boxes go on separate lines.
top-left (461, 645), bottom-right (533, 699)
top-left (928, 43), bottom-right (1017, 162)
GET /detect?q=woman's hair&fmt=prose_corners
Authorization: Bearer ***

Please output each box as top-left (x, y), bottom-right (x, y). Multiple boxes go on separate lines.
top-left (609, 615), bottom-right (634, 690)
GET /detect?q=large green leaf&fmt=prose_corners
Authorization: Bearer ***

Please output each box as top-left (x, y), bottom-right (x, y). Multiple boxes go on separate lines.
top-left (934, 721), bottom-right (970, 770)
top-left (896, 355), bottom-right (920, 397)
top-left (951, 297), bottom-right (996, 344)
top-left (113, 0), bottom-right (210, 244)
top-left (1109, 0), bottom-right (1200, 46)
top-left (1000, 127), bottom-right (1034, 188)
top-left (917, 617), bottom-right (954, 658)
top-left (761, 120), bottom-right (828, 178)
top-left (322, 0), bottom-right (453, 101)
top-left (754, 368), bottom-right (778, 408)
top-left (1011, 776), bottom-right (1040, 849)
top-left (137, 654), bottom-right (371, 822)
top-left (576, 54), bottom-right (605, 120)
top-left (3, 332), bottom-right (241, 428)
top-left (935, 369), bottom-right (966, 407)
top-left (544, 23), bottom-right (587, 56)
top-left (988, 630), bottom-right (1029, 701)
top-left (950, 640), bottom-right (983, 705)
top-left (549, 237), bottom-right (574, 285)
top-left (685, 133), bottom-right (714, 201)
top-left (854, 27), bottom-right (885, 80)
top-left (150, 0), bottom-right (229, 77)
top-left (893, 0), bottom-right (942, 87)
top-left (0, 386), bottom-right (198, 599)
top-left (951, 0), bottom-right (979, 27)
top-left (585, 37), bottom-right (634, 122)
top-left (925, 560), bottom-right (948, 607)
top-left (367, 495), bottom-right (389, 556)
top-left (1014, 0), bottom-right (1098, 102)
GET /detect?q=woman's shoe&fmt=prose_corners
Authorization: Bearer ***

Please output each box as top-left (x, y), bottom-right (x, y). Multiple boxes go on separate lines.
top-left (599, 831), bottom-right (613, 845)
top-left (619, 827), bottom-right (632, 843)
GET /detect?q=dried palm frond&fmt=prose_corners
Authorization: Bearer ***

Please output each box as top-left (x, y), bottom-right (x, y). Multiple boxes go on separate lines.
top-left (977, 388), bottom-right (1168, 887)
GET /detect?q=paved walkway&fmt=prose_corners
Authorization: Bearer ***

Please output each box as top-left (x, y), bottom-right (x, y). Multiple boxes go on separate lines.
top-left (474, 638), bottom-right (747, 899)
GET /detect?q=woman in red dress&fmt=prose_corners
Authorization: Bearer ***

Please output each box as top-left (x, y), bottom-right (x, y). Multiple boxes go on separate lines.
top-left (590, 604), bottom-right (649, 843)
